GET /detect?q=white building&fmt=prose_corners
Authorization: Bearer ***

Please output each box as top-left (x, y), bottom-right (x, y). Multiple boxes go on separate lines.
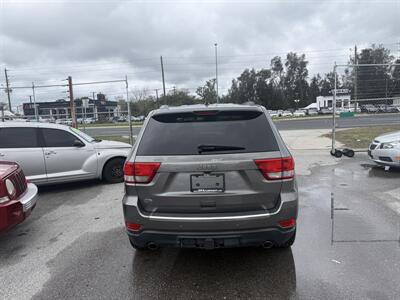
top-left (316, 94), bottom-right (351, 110)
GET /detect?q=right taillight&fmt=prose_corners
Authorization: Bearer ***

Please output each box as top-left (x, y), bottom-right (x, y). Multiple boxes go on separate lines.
top-left (123, 162), bottom-right (161, 184)
top-left (254, 157), bottom-right (295, 180)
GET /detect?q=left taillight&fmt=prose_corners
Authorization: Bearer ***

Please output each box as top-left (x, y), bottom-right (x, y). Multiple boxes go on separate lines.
top-left (123, 162), bottom-right (161, 184)
top-left (254, 157), bottom-right (295, 180)
top-left (0, 181), bottom-right (10, 204)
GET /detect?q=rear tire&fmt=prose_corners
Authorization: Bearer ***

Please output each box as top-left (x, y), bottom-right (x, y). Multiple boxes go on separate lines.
top-left (103, 157), bottom-right (125, 183)
top-left (276, 229), bottom-right (296, 248)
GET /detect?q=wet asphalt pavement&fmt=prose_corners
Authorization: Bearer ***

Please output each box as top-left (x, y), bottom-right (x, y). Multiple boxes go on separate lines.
top-left (1, 153), bottom-right (399, 299)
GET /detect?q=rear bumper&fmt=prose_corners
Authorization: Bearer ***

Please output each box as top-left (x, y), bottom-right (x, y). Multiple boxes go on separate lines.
top-left (123, 192), bottom-right (298, 248)
top-left (0, 183), bottom-right (38, 233)
top-left (128, 227), bottom-right (295, 249)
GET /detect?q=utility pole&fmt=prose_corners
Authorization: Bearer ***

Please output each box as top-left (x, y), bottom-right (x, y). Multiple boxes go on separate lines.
top-left (385, 76), bottom-right (388, 111)
top-left (67, 76), bottom-right (77, 128)
top-left (214, 43), bottom-right (219, 103)
top-left (92, 91), bottom-right (96, 100)
top-left (4, 68), bottom-right (13, 112)
top-left (32, 82), bottom-right (38, 121)
top-left (125, 75), bottom-right (133, 145)
top-left (160, 56), bottom-right (166, 98)
top-left (173, 86), bottom-right (176, 96)
top-left (29, 95), bottom-right (32, 104)
top-left (354, 45), bottom-right (358, 113)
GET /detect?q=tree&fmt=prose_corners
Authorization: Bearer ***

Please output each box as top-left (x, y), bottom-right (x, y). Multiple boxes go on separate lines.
top-left (308, 74), bottom-right (321, 104)
top-left (131, 88), bottom-right (149, 102)
top-left (350, 44), bottom-right (394, 102)
top-left (196, 79), bottom-right (217, 103)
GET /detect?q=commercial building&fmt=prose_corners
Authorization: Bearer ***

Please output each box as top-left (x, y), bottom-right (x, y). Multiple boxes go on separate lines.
top-left (315, 94), bottom-right (351, 110)
top-left (23, 93), bottom-right (118, 120)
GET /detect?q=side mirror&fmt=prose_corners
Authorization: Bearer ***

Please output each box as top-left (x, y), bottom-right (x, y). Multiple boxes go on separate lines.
top-left (73, 139), bottom-right (85, 147)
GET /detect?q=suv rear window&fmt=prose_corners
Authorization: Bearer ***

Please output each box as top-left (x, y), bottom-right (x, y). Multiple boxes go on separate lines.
top-left (137, 110), bottom-right (279, 155)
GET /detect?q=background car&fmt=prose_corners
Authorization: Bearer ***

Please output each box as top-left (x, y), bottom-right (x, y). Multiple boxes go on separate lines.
top-left (306, 108), bottom-right (318, 116)
top-left (319, 108), bottom-right (333, 115)
top-left (281, 110), bottom-right (293, 117)
top-left (361, 104), bottom-right (379, 113)
top-left (0, 122), bottom-right (132, 185)
top-left (293, 110), bottom-right (306, 117)
top-left (0, 161), bottom-right (38, 233)
top-left (368, 130), bottom-right (400, 168)
top-left (376, 104), bottom-right (398, 113)
top-left (268, 110), bottom-right (279, 117)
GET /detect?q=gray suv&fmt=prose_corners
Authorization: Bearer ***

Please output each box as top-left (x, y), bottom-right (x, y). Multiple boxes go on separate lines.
top-left (122, 104), bottom-right (298, 250)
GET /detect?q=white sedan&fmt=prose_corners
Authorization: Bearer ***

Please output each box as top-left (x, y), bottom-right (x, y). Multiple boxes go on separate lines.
top-left (368, 131), bottom-right (400, 168)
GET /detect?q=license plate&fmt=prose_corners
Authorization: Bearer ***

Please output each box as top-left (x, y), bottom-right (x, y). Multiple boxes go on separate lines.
top-left (191, 174), bottom-right (225, 192)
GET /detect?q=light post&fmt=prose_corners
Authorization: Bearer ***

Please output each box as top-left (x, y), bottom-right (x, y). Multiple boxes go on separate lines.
top-left (214, 43), bottom-right (219, 103)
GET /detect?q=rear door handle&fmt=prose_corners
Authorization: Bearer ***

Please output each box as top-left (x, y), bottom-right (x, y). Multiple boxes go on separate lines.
top-left (44, 151), bottom-right (57, 155)
top-left (0, 153), bottom-right (5, 157)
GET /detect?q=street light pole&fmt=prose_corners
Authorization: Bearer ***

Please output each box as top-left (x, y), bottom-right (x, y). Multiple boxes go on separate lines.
top-left (214, 43), bottom-right (219, 103)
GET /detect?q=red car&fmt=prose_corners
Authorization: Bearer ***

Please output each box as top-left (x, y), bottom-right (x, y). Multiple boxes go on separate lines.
top-left (0, 161), bottom-right (38, 233)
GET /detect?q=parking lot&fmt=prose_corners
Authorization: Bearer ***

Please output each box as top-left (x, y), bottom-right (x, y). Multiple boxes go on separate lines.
top-left (1, 148), bottom-right (399, 300)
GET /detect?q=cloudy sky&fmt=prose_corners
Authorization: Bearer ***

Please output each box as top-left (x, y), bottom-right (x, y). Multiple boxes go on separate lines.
top-left (0, 0), bottom-right (399, 110)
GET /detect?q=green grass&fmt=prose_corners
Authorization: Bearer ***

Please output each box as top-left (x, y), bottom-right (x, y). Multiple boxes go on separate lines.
top-left (325, 125), bottom-right (400, 149)
top-left (94, 135), bottom-right (132, 144)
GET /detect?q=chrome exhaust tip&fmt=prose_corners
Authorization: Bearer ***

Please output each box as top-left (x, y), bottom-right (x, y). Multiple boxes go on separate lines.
top-left (147, 242), bottom-right (159, 250)
top-left (262, 241), bottom-right (274, 249)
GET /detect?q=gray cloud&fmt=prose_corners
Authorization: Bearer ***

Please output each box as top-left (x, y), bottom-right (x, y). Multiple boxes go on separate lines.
top-left (1, 0), bottom-right (399, 108)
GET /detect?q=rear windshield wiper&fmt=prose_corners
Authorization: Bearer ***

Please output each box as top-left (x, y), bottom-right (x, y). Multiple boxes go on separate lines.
top-left (198, 144), bottom-right (245, 154)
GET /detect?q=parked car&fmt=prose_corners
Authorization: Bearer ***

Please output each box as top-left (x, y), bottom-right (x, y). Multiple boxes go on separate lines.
top-left (361, 104), bottom-right (379, 113)
top-left (55, 118), bottom-right (71, 125)
top-left (368, 130), bottom-right (400, 168)
top-left (83, 117), bottom-right (96, 124)
top-left (377, 104), bottom-right (398, 113)
top-left (319, 108), bottom-right (333, 115)
top-left (268, 110), bottom-right (279, 118)
top-left (0, 161), bottom-right (38, 233)
top-left (306, 108), bottom-right (318, 116)
top-left (122, 104), bottom-right (298, 250)
top-left (281, 110), bottom-right (293, 117)
top-left (293, 110), bottom-right (306, 117)
top-left (113, 116), bottom-right (127, 123)
top-left (130, 116), bottom-right (145, 122)
top-left (0, 122), bottom-right (132, 185)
